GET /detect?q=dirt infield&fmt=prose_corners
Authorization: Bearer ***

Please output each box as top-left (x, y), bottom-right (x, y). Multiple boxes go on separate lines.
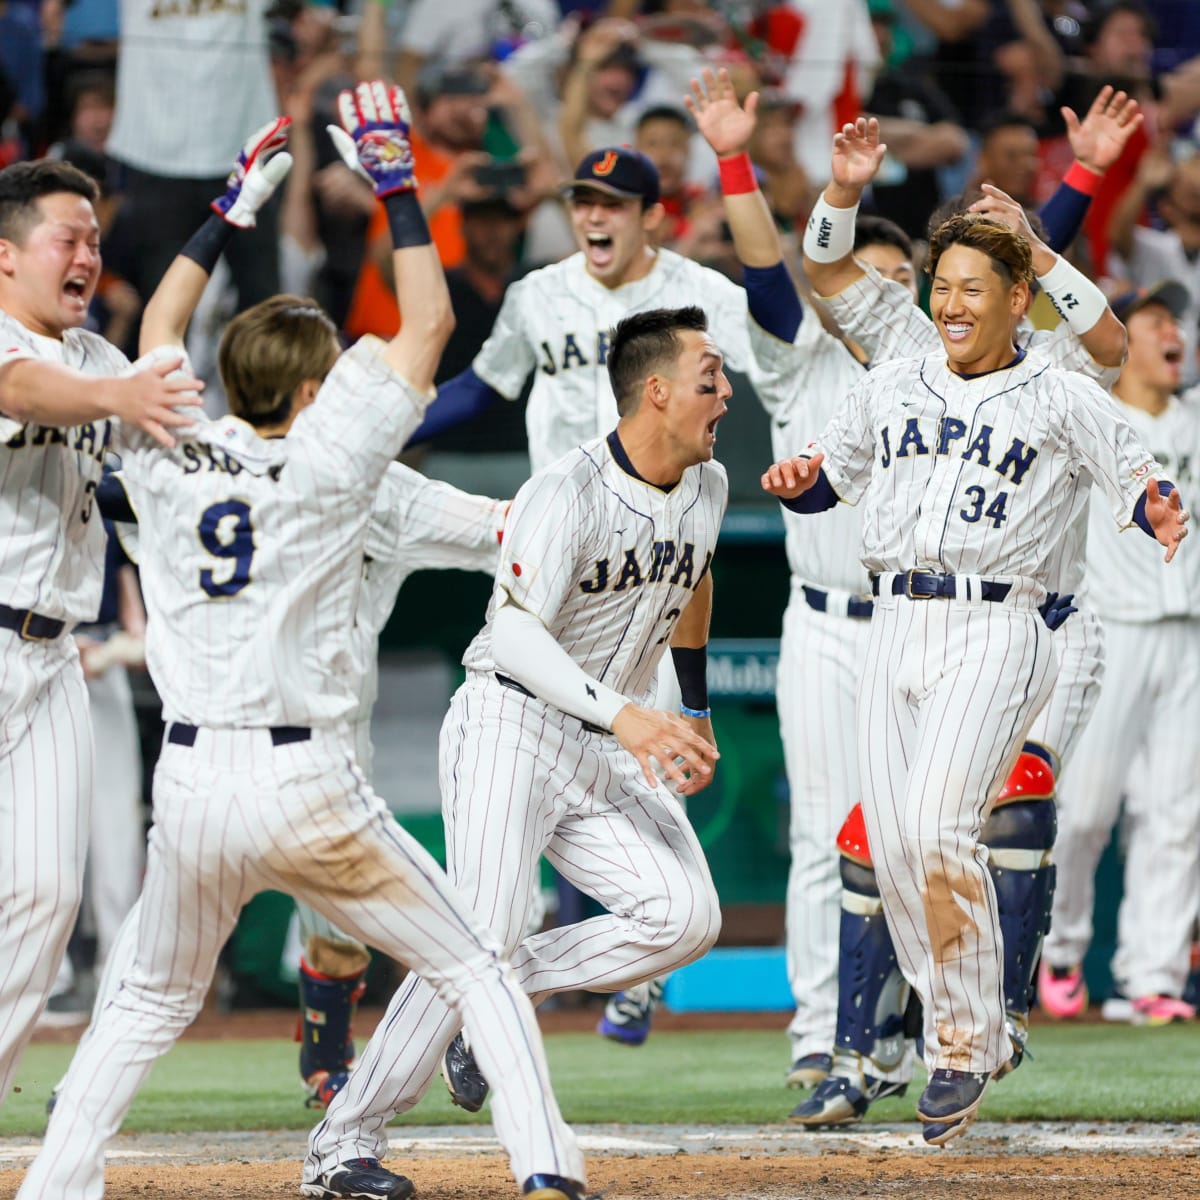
top-left (3, 1122), bottom-right (1199, 1199)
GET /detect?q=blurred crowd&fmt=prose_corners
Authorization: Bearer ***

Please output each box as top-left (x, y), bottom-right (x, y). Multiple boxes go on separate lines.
top-left (5, 0), bottom-right (1200, 423)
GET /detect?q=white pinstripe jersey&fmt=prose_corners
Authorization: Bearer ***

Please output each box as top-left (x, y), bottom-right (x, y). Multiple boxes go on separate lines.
top-left (812, 265), bottom-right (1123, 596)
top-left (0, 312), bottom-right (129, 623)
top-left (473, 249), bottom-right (774, 472)
top-left (353, 463), bottom-right (504, 722)
top-left (117, 337), bottom-right (429, 727)
top-left (815, 352), bottom-right (1163, 586)
top-left (1083, 394), bottom-right (1200, 621)
top-left (463, 432), bottom-right (728, 706)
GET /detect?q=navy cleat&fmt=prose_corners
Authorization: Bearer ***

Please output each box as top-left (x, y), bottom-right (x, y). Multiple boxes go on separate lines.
top-left (917, 1069), bottom-right (989, 1146)
top-left (597, 978), bottom-right (663, 1046)
top-left (523, 1173), bottom-right (596, 1200)
top-left (299, 1158), bottom-right (414, 1200)
top-left (441, 1031), bottom-right (489, 1112)
top-left (785, 1051), bottom-right (833, 1089)
top-left (789, 1071), bottom-right (908, 1127)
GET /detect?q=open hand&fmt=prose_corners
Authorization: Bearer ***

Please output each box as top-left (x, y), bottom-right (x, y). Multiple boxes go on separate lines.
top-left (686, 67), bottom-right (757, 159)
top-left (761, 452), bottom-right (825, 500)
top-left (211, 117), bottom-right (293, 229)
top-left (109, 353), bottom-right (203, 449)
top-left (329, 80), bottom-right (417, 197)
top-left (1063, 85), bottom-right (1142, 175)
top-left (612, 704), bottom-right (719, 794)
top-left (831, 118), bottom-right (887, 191)
top-left (1145, 478), bottom-right (1189, 562)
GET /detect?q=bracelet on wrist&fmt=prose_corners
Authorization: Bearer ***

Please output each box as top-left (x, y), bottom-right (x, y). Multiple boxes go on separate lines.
top-left (803, 193), bottom-right (859, 263)
top-left (1064, 161), bottom-right (1103, 196)
top-left (680, 705), bottom-right (711, 719)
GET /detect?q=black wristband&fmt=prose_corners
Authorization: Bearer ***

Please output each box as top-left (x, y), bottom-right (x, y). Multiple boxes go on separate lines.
top-left (383, 190), bottom-right (432, 248)
top-left (671, 645), bottom-right (709, 711)
top-left (180, 213), bottom-right (235, 274)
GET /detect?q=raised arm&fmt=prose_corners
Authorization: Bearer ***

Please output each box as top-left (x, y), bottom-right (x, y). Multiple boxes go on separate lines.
top-left (329, 81), bottom-right (454, 392)
top-left (801, 117), bottom-right (887, 298)
top-left (140, 118), bottom-right (292, 354)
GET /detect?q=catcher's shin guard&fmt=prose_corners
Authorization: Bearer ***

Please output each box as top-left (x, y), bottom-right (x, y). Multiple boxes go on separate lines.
top-left (298, 959), bottom-right (367, 1097)
top-left (833, 804), bottom-right (908, 1073)
top-left (985, 744), bottom-right (1057, 1019)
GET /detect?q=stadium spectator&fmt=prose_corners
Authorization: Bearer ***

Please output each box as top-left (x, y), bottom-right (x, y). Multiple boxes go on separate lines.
top-left (971, 110), bottom-right (1041, 207)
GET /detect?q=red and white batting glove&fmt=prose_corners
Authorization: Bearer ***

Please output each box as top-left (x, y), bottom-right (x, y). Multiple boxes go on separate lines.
top-left (211, 116), bottom-right (294, 229)
top-left (327, 80), bottom-right (417, 197)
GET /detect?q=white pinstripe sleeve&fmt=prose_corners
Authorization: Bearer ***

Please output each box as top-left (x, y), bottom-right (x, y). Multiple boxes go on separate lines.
top-left (819, 264), bottom-right (937, 362)
top-left (811, 372), bottom-right (878, 504)
top-left (497, 467), bottom-right (595, 623)
top-left (1064, 374), bottom-right (1163, 527)
top-left (367, 463), bottom-right (505, 573)
top-left (1025, 322), bottom-right (1121, 388)
top-left (471, 277), bottom-right (539, 400)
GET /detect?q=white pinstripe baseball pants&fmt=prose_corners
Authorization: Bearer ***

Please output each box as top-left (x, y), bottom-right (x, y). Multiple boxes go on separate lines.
top-left (1045, 616), bottom-right (1200, 997)
top-left (20, 725), bottom-right (583, 1200)
top-left (777, 590), bottom-right (871, 1062)
top-left (858, 593), bottom-right (1057, 1075)
top-left (307, 673), bottom-right (721, 1177)
top-left (0, 632), bottom-right (91, 1109)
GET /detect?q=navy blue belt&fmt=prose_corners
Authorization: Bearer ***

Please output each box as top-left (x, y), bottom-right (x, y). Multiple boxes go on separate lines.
top-left (801, 585), bottom-right (874, 620)
top-left (871, 571), bottom-right (1012, 603)
top-left (167, 722), bottom-right (311, 748)
top-left (0, 603), bottom-right (65, 641)
top-left (496, 673), bottom-right (608, 736)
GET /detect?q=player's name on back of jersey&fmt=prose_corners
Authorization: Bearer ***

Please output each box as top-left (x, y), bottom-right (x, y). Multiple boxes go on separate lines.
top-left (537, 330), bottom-right (611, 375)
top-left (578, 541), bottom-right (712, 595)
top-left (7, 422), bottom-right (111, 463)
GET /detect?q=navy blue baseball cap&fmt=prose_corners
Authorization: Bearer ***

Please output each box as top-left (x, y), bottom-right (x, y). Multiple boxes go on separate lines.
top-left (1111, 280), bottom-right (1190, 323)
top-left (563, 147), bottom-right (660, 206)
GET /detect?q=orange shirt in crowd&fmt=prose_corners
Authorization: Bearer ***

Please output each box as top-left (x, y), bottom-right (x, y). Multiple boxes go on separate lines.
top-left (344, 129), bottom-right (466, 341)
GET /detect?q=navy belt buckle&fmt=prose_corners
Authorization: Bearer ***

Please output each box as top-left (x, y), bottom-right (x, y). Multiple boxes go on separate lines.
top-left (20, 610), bottom-right (52, 641)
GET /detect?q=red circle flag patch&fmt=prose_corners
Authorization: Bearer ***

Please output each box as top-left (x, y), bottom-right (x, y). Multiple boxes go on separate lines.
top-left (512, 563), bottom-right (522, 576)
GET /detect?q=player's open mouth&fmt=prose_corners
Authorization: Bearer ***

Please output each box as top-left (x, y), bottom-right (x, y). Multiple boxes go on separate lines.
top-left (1165, 346), bottom-right (1183, 364)
top-left (706, 415), bottom-right (722, 443)
top-left (585, 232), bottom-right (614, 266)
top-left (943, 321), bottom-right (973, 343)
top-left (63, 277), bottom-right (88, 305)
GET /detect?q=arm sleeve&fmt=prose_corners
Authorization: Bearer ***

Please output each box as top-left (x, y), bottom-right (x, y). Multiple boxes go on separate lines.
top-left (742, 262), bottom-right (803, 343)
top-left (404, 367), bottom-right (504, 446)
top-left (470, 279), bottom-right (539, 401)
top-left (97, 472), bottom-right (137, 523)
top-left (820, 264), bottom-right (938, 363)
top-left (1132, 480), bottom-right (1177, 539)
top-left (779, 469), bottom-right (840, 513)
top-left (1037, 179), bottom-right (1092, 253)
top-left (1064, 376), bottom-right (1165, 528)
top-left (491, 601), bottom-right (627, 729)
top-left (367, 463), bottom-right (505, 573)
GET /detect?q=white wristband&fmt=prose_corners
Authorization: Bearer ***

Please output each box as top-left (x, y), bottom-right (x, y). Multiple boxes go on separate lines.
top-left (1036, 254), bottom-right (1109, 335)
top-left (803, 193), bottom-right (859, 263)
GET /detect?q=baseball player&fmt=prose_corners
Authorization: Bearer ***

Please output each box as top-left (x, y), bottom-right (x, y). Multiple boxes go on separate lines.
top-left (304, 304), bottom-right (727, 1197)
top-left (1039, 281), bottom-right (1200, 1025)
top-left (762, 211), bottom-right (1187, 1145)
top-left (18, 86), bottom-right (589, 1200)
top-left (0, 158), bottom-right (202, 1111)
top-left (786, 107), bottom-right (1141, 1123)
top-left (688, 72), bottom-right (1134, 1096)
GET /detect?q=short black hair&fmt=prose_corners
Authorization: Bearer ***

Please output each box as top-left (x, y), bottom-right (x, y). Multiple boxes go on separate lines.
top-left (0, 159), bottom-right (99, 243)
top-left (636, 105), bottom-right (691, 134)
top-left (607, 306), bottom-right (708, 417)
top-left (978, 109), bottom-right (1038, 146)
top-left (854, 215), bottom-right (912, 259)
top-left (1081, 1), bottom-right (1156, 50)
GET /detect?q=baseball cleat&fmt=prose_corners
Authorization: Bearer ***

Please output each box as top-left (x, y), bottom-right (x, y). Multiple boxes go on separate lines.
top-left (597, 978), bottom-right (663, 1046)
top-left (993, 1011), bottom-right (1030, 1080)
top-left (522, 1173), bottom-right (596, 1200)
top-left (1037, 961), bottom-right (1087, 1018)
top-left (785, 1051), bottom-right (833, 1089)
top-left (300, 1158), bottom-right (414, 1200)
top-left (1130, 994), bottom-right (1196, 1025)
top-left (441, 1031), bottom-right (489, 1112)
top-left (305, 1068), bottom-right (351, 1110)
top-left (917, 1069), bottom-right (988, 1146)
top-left (788, 1071), bottom-right (908, 1127)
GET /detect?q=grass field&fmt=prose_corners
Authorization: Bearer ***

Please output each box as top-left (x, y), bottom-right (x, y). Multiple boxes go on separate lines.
top-left (3, 1023), bottom-right (1198, 1138)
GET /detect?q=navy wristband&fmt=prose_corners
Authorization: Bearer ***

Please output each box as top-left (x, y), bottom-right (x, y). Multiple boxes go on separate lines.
top-left (383, 190), bottom-right (432, 248)
top-left (671, 645), bottom-right (709, 711)
top-left (181, 213), bottom-right (234, 274)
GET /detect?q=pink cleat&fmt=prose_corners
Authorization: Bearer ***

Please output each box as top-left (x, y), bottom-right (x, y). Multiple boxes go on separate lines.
top-left (1038, 960), bottom-right (1087, 1018)
top-left (1130, 995), bottom-right (1196, 1026)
